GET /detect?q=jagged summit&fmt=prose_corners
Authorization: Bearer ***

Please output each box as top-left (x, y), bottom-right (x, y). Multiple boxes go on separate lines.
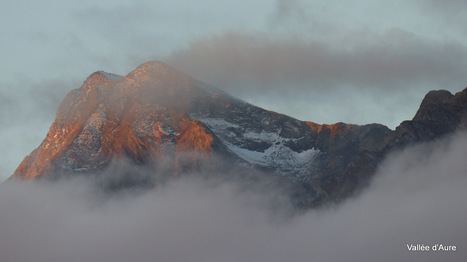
top-left (127, 61), bottom-right (175, 76)
top-left (412, 88), bottom-right (467, 124)
top-left (10, 62), bottom-right (467, 207)
top-left (97, 71), bottom-right (123, 81)
top-left (83, 61), bottom-right (199, 95)
top-left (12, 62), bottom-right (229, 181)
top-left (413, 90), bottom-right (454, 121)
top-left (82, 71), bottom-right (117, 89)
top-left (125, 61), bottom-right (193, 84)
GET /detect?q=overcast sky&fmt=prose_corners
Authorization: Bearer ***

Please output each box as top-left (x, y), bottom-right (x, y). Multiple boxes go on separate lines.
top-left (1, 0), bottom-right (466, 179)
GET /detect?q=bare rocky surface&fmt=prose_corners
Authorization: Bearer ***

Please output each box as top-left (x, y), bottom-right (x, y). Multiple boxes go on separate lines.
top-left (11, 61), bottom-right (467, 207)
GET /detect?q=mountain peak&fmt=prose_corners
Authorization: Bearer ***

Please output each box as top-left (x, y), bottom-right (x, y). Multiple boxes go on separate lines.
top-left (12, 62), bottom-right (217, 181)
top-left (419, 90), bottom-right (453, 108)
top-left (132, 61), bottom-right (171, 74)
top-left (96, 71), bottom-right (123, 81)
top-left (10, 62), bottom-right (467, 207)
top-left (82, 71), bottom-right (120, 91)
top-left (137, 60), bottom-right (171, 70)
top-left (413, 89), bottom-right (455, 121)
top-left (125, 61), bottom-right (186, 80)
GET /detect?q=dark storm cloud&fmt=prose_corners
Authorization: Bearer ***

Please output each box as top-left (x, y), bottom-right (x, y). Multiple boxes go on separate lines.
top-left (1, 131), bottom-right (466, 262)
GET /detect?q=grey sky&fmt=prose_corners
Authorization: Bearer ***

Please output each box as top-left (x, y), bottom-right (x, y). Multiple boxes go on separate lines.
top-left (1, 0), bottom-right (466, 179)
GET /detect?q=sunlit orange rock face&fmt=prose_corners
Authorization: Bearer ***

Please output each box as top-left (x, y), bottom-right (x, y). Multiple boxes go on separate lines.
top-left (306, 122), bottom-right (358, 143)
top-left (13, 62), bottom-right (216, 180)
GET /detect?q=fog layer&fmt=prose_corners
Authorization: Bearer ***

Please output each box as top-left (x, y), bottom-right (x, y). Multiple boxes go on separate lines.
top-left (1, 130), bottom-right (466, 262)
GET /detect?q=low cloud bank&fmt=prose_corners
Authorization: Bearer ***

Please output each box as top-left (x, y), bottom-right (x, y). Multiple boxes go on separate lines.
top-left (1, 131), bottom-right (466, 262)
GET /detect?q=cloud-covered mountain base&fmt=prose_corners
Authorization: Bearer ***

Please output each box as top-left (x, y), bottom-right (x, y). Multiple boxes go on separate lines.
top-left (1, 131), bottom-right (466, 262)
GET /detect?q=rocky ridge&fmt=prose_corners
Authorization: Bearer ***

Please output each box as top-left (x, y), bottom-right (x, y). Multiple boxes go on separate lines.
top-left (11, 61), bottom-right (467, 207)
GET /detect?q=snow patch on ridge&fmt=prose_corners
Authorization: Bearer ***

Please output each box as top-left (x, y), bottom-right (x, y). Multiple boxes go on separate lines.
top-left (244, 130), bottom-right (281, 143)
top-left (225, 141), bottom-right (319, 170)
top-left (196, 118), bottom-right (240, 139)
top-left (197, 118), bottom-right (319, 174)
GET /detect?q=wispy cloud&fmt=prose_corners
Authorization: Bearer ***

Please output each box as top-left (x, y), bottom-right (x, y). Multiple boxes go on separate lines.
top-left (167, 30), bottom-right (467, 127)
top-left (169, 31), bottom-right (466, 92)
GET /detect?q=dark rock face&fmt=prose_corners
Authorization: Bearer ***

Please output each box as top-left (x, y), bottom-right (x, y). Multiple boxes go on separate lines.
top-left (11, 61), bottom-right (467, 207)
top-left (383, 88), bottom-right (467, 152)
